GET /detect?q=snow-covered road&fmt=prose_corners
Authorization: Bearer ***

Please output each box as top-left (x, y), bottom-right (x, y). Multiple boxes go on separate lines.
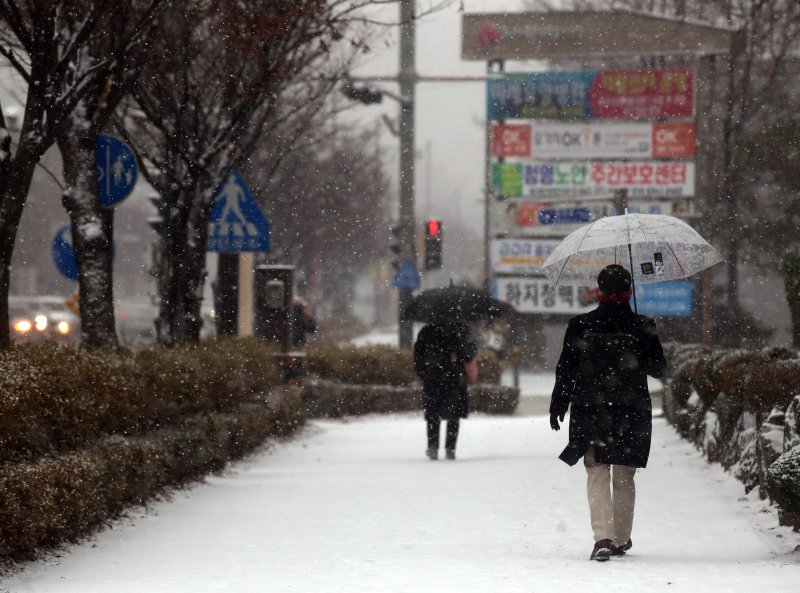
top-left (3, 411), bottom-right (798, 593)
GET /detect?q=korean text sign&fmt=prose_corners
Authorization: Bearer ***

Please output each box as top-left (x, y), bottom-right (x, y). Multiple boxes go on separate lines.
top-left (488, 68), bottom-right (694, 120)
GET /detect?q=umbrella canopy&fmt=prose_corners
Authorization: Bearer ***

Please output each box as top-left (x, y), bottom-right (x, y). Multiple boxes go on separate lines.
top-left (402, 285), bottom-right (513, 323)
top-left (541, 213), bottom-right (724, 288)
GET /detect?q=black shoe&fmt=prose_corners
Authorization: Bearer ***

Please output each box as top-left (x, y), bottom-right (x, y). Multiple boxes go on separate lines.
top-left (611, 539), bottom-right (632, 556)
top-left (590, 539), bottom-right (613, 562)
top-left (445, 449), bottom-right (456, 460)
top-left (426, 447), bottom-right (438, 460)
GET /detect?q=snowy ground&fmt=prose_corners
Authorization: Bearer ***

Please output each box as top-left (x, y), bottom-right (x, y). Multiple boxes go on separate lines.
top-left (3, 410), bottom-right (799, 593)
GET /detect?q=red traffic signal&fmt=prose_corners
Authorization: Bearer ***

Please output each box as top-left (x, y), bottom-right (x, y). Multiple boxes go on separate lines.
top-left (424, 219), bottom-right (443, 270)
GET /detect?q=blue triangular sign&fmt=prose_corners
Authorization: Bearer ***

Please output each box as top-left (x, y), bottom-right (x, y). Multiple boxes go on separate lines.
top-left (207, 171), bottom-right (270, 253)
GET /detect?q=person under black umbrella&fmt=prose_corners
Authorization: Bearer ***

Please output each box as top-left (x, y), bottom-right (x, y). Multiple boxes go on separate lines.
top-left (549, 264), bottom-right (667, 561)
top-left (413, 319), bottom-right (478, 461)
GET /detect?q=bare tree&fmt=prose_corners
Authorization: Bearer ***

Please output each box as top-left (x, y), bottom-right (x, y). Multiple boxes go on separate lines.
top-left (251, 123), bottom-right (391, 316)
top-left (0, 0), bottom-right (170, 350)
top-left (121, 0), bottom-right (393, 345)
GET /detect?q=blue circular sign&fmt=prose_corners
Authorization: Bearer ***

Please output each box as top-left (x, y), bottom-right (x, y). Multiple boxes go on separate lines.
top-left (96, 135), bottom-right (138, 207)
top-left (52, 224), bottom-right (79, 281)
top-left (51, 224), bottom-right (116, 281)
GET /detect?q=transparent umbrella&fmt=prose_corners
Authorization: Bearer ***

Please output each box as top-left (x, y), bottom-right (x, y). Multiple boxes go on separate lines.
top-left (541, 213), bottom-right (724, 311)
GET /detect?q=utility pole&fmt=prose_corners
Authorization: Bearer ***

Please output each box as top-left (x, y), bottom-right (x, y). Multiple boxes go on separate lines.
top-left (397, 0), bottom-right (416, 349)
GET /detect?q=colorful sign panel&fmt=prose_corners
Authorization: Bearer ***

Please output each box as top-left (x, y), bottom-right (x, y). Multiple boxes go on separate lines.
top-left (491, 121), bottom-right (695, 160)
top-left (490, 198), bottom-right (693, 237)
top-left (636, 281), bottom-right (694, 317)
top-left (494, 276), bottom-right (595, 314)
top-left (492, 124), bottom-right (532, 157)
top-left (493, 161), bottom-right (695, 200)
top-left (490, 239), bottom-right (561, 274)
top-left (462, 12), bottom-right (735, 61)
top-left (487, 69), bottom-right (694, 120)
top-left (494, 276), bottom-right (694, 316)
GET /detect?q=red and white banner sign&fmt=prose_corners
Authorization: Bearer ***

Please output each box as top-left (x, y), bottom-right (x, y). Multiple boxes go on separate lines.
top-left (651, 122), bottom-right (695, 158)
top-left (492, 124), bottom-right (531, 157)
top-left (491, 121), bottom-right (695, 159)
top-left (589, 68), bottom-right (694, 119)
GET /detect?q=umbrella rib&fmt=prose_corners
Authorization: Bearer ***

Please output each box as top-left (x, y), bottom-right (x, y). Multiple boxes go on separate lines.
top-left (634, 213), bottom-right (649, 242)
top-left (571, 222), bottom-right (595, 256)
top-left (555, 222), bottom-right (594, 286)
top-left (665, 241), bottom-right (687, 277)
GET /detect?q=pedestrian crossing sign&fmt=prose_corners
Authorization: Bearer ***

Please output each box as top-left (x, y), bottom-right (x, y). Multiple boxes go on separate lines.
top-left (207, 171), bottom-right (270, 253)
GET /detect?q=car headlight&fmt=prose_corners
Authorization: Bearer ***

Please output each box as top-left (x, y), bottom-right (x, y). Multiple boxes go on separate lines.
top-left (13, 319), bottom-right (32, 333)
top-left (34, 314), bottom-right (48, 331)
top-left (57, 320), bottom-right (70, 334)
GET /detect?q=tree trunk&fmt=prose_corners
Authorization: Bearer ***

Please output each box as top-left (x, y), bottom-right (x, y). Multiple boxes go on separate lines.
top-left (0, 138), bottom-right (46, 348)
top-left (175, 187), bottom-right (212, 342)
top-left (153, 187), bottom-right (185, 347)
top-left (156, 183), bottom-right (211, 345)
top-left (783, 250), bottom-right (800, 348)
top-left (58, 130), bottom-right (119, 351)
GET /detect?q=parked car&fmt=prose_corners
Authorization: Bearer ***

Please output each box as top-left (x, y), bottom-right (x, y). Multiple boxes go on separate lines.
top-left (9, 295), bottom-right (80, 344)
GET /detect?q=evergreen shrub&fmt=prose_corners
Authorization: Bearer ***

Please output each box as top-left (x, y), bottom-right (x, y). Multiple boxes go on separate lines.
top-left (0, 391), bottom-right (304, 560)
top-left (0, 339), bottom-right (282, 464)
top-left (305, 344), bottom-right (505, 385)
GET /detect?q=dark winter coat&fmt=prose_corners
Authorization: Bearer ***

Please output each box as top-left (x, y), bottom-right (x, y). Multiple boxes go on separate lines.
top-left (291, 304), bottom-right (317, 347)
top-left (413, 322), bottom-right (478, 420)
top-left (549, 302), bottom-right (667, 468)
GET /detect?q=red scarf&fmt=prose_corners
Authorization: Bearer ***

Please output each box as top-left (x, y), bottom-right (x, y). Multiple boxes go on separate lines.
top-left (598, 289), bottom-right (632, 304)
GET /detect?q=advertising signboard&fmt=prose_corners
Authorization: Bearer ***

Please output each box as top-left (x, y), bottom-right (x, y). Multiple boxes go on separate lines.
top-left (490, 238), bottom-right (561, 274)
top-left (490, 198), bottom-right (693, 237)
top-left (462, 12), bottom-right (735, 61)
top-left (487, 69), bottom-right (693, 120)
top-left (492, 160), bottom-right (695, 199)
top-left (494, 276), bottom-right (694, 316)
top-left (491, 121), bottom-right (695, 160)
top-left (492, 124), bottom-right (532, 157)
top-left (636, 281), bottom-right (694, 317)
top-left (494, 276), bottom-right (595, 314)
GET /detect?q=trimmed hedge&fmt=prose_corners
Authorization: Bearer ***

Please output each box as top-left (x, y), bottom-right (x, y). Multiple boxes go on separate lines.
top-left (0, 389), bottom-right (304, 560)
top-left (0, 338), bottom-right (282, 464)
top-left (303, 380), bottom-right (519, 418)
top-left (662, 343), bottom-right (800, 529)
top-left (0, 339), bottom-right (516, 562)
top-left (304, 344), bottom-right (505, 385)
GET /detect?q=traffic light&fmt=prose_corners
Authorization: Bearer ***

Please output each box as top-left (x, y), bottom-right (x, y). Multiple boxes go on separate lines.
top-left (424, 219), bottom-right (443, 270)
top-left (389, 224), bottom-right (403, 269)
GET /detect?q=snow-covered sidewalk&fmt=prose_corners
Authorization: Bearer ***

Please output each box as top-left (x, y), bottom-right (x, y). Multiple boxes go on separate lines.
top-left (4, 413), bottom-right (798, 593)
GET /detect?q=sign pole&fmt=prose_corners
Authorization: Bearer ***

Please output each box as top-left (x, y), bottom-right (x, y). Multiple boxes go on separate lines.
top-left (238, 252), bottom-right (254, 336)
top-left (485, 59), bottom-right (504, 293)
top-left (216, 253), bottom-right (238, 334)
top-left (397, 0), bottom-right (416, 349)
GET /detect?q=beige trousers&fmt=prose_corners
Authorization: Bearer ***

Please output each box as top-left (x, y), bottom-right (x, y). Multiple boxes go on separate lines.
top-left (584, 446), bottom-right (637, 545)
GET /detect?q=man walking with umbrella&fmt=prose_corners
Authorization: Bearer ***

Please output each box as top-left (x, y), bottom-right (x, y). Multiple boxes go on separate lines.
top-left (406, 284), bottom-right (510, 461)
top-left (413, 320), bottom-right (478, 460)
top-left (549, 264), bottom-right (667, 561)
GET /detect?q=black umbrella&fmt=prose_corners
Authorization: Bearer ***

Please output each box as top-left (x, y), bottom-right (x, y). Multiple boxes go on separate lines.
top-left (402, 285), bottom-right (513, 323)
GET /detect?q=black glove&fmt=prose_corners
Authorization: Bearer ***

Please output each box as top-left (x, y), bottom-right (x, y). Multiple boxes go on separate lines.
top-left (550, 412), bottom-right (565, 431)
